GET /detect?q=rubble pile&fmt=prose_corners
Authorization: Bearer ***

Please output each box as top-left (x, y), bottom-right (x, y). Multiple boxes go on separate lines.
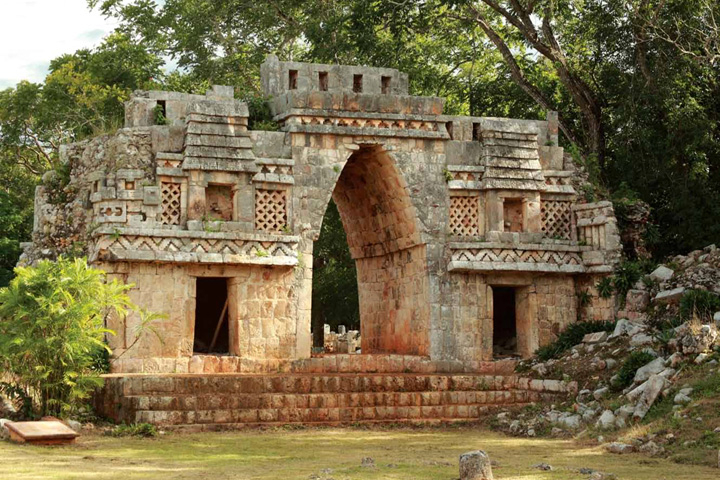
top-left (495, 245), bottom-right (720, 462)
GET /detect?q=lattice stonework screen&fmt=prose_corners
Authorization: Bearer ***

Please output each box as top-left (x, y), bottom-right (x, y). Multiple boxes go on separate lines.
top-left (160, 182), bottom-right (181, 225)
top-left (541, 200), bottom-right (573, 239)
top-left (449, 195), bottom-right (480, 236)
top-left (255, 189), bottom-right (288, 232)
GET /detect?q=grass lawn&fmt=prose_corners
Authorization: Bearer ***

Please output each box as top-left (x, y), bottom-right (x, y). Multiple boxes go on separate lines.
top-left (1, 426), bottom-right (718, 480)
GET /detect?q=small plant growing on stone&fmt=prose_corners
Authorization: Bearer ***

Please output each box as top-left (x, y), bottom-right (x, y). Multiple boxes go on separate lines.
top-left (281, 224), bottom-right (292, 234)
top-left (679, 289), bottom-right (720, 322)
top-left (255, 249), bottom-right (269, 257)
top-left (442, 168), bottom-right (454, 183)
top-left (611, 260), bottom-right (643, 301)
top-left (596, 277), bottom-right (614, 299)
top-left (110, 227), bottom-right (122, 241)
top-left (611, 350), bottom-right (656, 391)
top-left (333, 165), bottom-right (341, 173)
top-left (201, 214), bottom-right (222, 233)
top-left (577, 289), bottom-right (592, 308)
top-left (153, 104), bottom-right (169, 125)
top-left (535, 320), bottom-right (616, 361)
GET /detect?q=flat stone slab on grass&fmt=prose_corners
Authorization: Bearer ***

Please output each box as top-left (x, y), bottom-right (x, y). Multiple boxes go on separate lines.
top-left (5, 420), bottom-right (79, 445)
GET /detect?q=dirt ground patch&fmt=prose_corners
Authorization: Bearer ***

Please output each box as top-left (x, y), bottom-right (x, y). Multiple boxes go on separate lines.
top-left (1, 426), bottom-right (718, 479)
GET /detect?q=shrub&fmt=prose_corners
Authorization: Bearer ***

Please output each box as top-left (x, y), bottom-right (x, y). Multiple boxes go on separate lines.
top-left (244, 95), bottom-right (279, 131)
top-left (108, 422), bottom-right (158, 438)
top-left (611, 351), bottom-right (656, 391)
top-left (535, 320), bottom-right (616, 361)
top-left (679, 289), bottom-right (720, 322)
top-left (612, 261), bottom-right (643, 299)
top-left (0, 257), bottom-right (134, 417)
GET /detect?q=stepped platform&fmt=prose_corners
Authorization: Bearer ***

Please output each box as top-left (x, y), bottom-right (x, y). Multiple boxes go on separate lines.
top-left (96, 371), bottom-right (576, 430)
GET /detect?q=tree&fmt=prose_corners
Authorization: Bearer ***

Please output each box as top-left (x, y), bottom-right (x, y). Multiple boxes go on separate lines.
top-left (311, 200), bottom-right (359, 346)
top-left (0, 257), bottom-right (133, 417)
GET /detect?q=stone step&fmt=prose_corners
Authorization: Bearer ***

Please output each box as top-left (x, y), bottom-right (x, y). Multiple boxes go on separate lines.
top-left (97, 372), bottom-right (574, 426)
top-left (132, 402), bottom-right (526, 426)
top-left (109, 373), bottom-right (569, 397)
top-left (125, 388), bottom-right (544, 411)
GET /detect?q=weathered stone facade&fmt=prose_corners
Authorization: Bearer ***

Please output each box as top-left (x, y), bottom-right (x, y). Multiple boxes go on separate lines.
top-left (25, 56), bottom-right (621, 380)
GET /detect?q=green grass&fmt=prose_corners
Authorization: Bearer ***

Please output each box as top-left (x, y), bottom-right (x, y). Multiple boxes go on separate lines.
top-left (108, 423), bottom-right (158, 438)
top-left (2, 427), bottom-right (720, 479)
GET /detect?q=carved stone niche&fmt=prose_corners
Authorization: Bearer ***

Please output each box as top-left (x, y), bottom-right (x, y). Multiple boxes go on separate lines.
top-left (205, 184), bottom-right (234, 221)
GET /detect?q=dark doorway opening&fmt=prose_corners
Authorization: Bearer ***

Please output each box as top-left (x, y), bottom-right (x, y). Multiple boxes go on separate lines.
top-left (493, 287), bottom-right (517, 357)
top-left (194, 277), bottom-right (229, 354)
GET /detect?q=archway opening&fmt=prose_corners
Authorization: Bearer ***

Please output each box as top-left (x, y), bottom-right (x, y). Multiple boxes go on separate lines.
top-left (311, 145), bottom-right (430, 356)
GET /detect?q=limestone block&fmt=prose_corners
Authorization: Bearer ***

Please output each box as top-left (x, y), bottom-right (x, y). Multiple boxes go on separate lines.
top-left (653, 287), bottom-right (686, 304)
top-left (143, 186), bottom-right (160, 205)
top-left (649, 265), bottom-right (674, 282)
top-left (459, 450), bottom-right (494, 480)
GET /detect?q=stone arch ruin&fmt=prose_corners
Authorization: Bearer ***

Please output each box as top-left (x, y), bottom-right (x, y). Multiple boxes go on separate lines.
top-left (23, 55), bottom-right (623, 426)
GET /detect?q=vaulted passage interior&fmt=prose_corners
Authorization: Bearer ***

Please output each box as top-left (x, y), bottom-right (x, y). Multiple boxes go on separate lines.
top-left (325, 146), bottom-right (431, 356)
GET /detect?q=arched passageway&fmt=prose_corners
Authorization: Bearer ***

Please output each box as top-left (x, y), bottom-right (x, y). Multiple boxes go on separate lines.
top-left (315, 145), bottom-right (430, 356)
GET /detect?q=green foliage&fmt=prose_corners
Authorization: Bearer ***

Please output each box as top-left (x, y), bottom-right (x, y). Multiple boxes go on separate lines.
top-left (0, 158), bottom-right (35, 287)
top-left (679, 289), bottom-right (720, 322)
top-left (442, 168), bottom-right (454, 182)
top-left (596, 277), bottom-right (614, 299)
top-left (611, 261), bottom-right (645, 300)
top-left (693, 370), bottom-right (720, 398)
top-left (245, 95), bottom-right (279, 131)
top-left (0, 257), bottom-right (135, 417)
top-left (44, 161), bottom-right (72, 205)
top-left (577, 289), bottom-right (592, 308)
top-left (312, 199), bottom-right (359, 337)
top-left (611, 351), bottom-right (656, 392)
top-left (535, 320), bottom-right (616, 361)
top-left (0, 382), bottom-right (34, 419)
top-left (108, 422), bottom-right (158, 437)
top-left (153, 104), bottom-right (169, 125)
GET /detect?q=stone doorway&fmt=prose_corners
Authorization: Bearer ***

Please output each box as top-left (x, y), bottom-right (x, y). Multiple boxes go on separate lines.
top-left (193, 277), bottom-right (230, 354)
top-left (489, 282), bottom-right (538, 359)
top-left (312, 145), bottom-right (430, 356)
top-left (492, 287), bottom-right (518, 357)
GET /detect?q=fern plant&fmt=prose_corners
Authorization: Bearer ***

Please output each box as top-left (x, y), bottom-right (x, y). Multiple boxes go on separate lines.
top-left (596, 277), bottom-right (614, 299)
top-left (0, 257), bottom-right (136, 417)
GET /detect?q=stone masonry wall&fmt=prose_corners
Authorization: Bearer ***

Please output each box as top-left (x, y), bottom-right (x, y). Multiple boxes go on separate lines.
top-left (101, 261), bottom-right (301, 373)
top-left (357, 244), bottom-right (430, 355)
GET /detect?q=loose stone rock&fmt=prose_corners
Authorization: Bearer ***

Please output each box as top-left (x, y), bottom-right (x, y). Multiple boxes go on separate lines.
top-left (459, 450), bottom-right (494, 480)
top-left (596, 410), bottom-right (616, 430)
top-left (606, 442), bottom-right (634, 454)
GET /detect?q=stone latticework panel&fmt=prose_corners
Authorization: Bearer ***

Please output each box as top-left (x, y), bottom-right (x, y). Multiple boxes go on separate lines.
top-left (160, 182), bottom-right (181, 225)
top-left (541, 200), bottom-right (573, 240)
top-left (255, 189), bottom-right (288, 233)
top-left (449, 195), bottom-right (480, 236)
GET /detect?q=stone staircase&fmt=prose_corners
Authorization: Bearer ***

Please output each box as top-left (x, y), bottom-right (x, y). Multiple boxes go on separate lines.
top-left (96, 373), bottom-right (575, 430)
